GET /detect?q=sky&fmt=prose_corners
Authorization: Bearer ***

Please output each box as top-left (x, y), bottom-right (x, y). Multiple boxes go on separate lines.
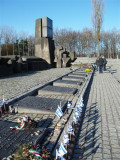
top-left (0, 0), bottom-right (120, 36)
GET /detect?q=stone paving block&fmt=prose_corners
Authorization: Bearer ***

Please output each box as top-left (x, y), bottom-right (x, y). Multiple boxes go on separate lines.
top-left (38, 85), bottom-right (77, 96)
top-left (53, 79), bottom-right (82, 88)
top-left (13, 96), bottom-right (67, 114)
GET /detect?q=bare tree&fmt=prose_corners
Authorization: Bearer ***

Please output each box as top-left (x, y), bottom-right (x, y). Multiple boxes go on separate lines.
top-left (0, 27), bottom-right (4, 56)
top-left (11, 29), bottom-right (18, 56)
top-left (83, 28), bottom-right (92, 57)
top-left (2, 26), bottom-right (12, 56)
top-left (28, 35), bottom-right (35, 56)
top-left (19, 31), bottom-right (28, 56)
top-left (91, 0), bottom-right (104, 56)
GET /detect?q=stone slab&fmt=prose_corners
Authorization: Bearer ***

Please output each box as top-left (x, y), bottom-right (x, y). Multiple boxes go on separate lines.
top-left (0, 121), bottom-right (48, 159)
top-left (62, 76), bottom-right (84, 81)
top-left (70, 72), bottom-right (87, 76)
top-left (13, 96), bottom-right (67, 114)
top-left (53, 80), bottom-right (82, 88)
top-left (68, 73), bottom-right (86, 78)
top-left (38, 85), bottom-right (77, 96)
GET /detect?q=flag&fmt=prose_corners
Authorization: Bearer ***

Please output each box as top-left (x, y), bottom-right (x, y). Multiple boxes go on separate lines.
top-left (76, 104), bottom-right (82, 111)
top-left (80, 96), bottom-right (83, 102)
top-left (63, 133), bottom-right (69, 145)
top-left (0, 100), bottom-right (2, 107)
top-left (75, 106), bottom-right (81, 112)
top-left (79, 96), bottom-right (84, 107)
top-left (2, 96), bottom-right (8, 104)
top-left (56, 149), bottom-right (66, 160)
top-left (73, 115), bottom-right (79, 123)
top-left (29, 149), bottom-right (41, 159)
top-left (67, 101), bottom-right (74, 109)
top-left (80, 102), bottom-right (84, 108)
top-left (68, 124), bottom-right (74, 135)
top-left (10, 119), bottom-right (26, 130)
top-left (58, 143), bottom-right (67, 156)
top-left (74, 110), bottom-right (81, 117)
top-left (55, 105), bottom-right (63, 118)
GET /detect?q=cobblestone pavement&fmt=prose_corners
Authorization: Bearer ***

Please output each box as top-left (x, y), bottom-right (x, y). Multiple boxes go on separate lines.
top-left (72, 66), bottom-right (120, 160)
top-left (0, 68), bottom-right (71, 100)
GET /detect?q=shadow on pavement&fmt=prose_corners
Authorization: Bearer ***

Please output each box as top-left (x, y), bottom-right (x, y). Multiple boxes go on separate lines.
top-left (72, 73), bottom-right (101, 160)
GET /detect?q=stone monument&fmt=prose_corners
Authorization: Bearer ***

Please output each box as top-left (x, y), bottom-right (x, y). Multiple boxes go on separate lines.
top-left (35, 17), bottom-right (55, 67)
top-left (54, 46), bottom-right (75, 68)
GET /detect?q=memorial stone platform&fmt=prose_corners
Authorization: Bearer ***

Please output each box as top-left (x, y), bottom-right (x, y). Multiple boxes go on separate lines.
top-left (68, 73), bottom-right (87, 77)
top-left (13, 96), bottom-right (67, 114)
top-left (62, 76), bottom-right (84, 81)
top-left (38, 85), bottom-right (77, 96)
top-left (53, 79), bottom-right (82, 88)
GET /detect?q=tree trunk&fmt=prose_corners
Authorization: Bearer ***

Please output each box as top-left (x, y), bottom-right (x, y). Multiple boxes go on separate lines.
top-left (0, 41), bottom-right (1, 56)
top-left (13, 43), bottom-right (14, 55)
top-left (6, 44), bottom-right (8, 56)
top-left (97, 40), bottom-right (100, 57)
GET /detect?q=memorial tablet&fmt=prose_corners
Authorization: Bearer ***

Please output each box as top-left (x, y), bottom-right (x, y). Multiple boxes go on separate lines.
top-left (13, 96), bottom-right (67, 114)
top-left (53, 80), bottom-right (82, 88)
top-left (62, 76), bottom-right (84, 81)
top-left (38, 85), bottom-right (77, 96)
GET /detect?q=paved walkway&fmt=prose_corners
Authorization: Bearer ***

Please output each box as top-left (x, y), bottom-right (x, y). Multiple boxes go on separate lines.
top-left (72, 66), bottom-right (120, 159)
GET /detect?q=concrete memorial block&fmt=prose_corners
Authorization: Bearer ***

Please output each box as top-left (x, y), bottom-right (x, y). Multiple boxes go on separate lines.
top-left (62, 57), bottom-right (70, 67)
top-left (56, 59), bottom-right (62, 68)
top-left (13, 96), bottom-right (67, 114)
top-left (35, 37), bottom-right (54, 66)
top-left (35, 18), bottom-right (42, 42)
top-left (54, 46), bottom-right (72, 68)
top-left (53, 79), bottom-right (82, 88)
top-left (69, 51), bottom-right (75, 61)
top-left (38, 85), bottom-right (77, 96)
top-left (42, 17), bottom-right (53, 38)
top-left (35, 17), bottom-right (54, 66)
top-left (62, 76), bottom-right (84, 81)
